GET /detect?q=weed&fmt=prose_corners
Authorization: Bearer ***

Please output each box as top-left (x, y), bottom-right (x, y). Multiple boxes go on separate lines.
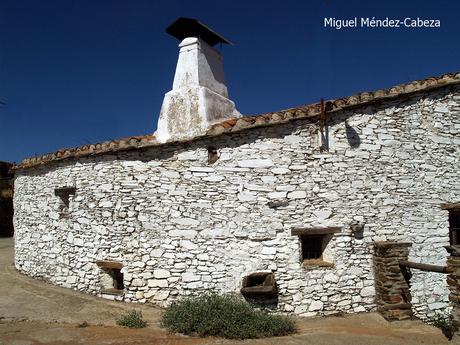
top-left (116, 310), bottom-right (147, 328)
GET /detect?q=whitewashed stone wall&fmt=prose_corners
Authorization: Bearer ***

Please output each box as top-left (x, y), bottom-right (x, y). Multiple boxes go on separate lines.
top-left (14, 86), bottom-right (459, 319)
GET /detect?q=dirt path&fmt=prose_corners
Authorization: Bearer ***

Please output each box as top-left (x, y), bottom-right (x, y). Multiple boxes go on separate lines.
top-left (0, 238), bottom-right (452, 345)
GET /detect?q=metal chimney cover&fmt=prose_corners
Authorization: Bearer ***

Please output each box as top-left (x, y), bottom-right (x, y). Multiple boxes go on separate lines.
top-left (166, 17), bottom-right (233, 46)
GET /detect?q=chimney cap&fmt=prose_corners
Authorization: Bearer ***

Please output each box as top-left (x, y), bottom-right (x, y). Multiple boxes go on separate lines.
top-left (166, 17), bottom-right (233, 46)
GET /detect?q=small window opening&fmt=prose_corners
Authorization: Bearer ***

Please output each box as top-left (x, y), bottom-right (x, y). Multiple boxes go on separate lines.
top-left (55, 187), bottom-right (76, 210)
top-left (111, 268), bottom-right (124, 290)
top-left (245, 274), bottom-right (267, 287)
top-left (207, 146), bottom-right (219, 164)
top-left (291, 227), bottom-right (338, 267)
top-left (449, 209), bottom-right (460, 245)
top-left (97, 260), bottom-right (124, 295)
top-left (301, 235), bottom-right (323, 260)
top-left (241, 272), bottom-right (278, 308)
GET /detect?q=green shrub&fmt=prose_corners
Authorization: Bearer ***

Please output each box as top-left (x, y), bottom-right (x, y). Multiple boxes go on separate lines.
top-left (161, 293), bottom-right (296, 339)
top-left (116, 310), bottom-right (147, 328)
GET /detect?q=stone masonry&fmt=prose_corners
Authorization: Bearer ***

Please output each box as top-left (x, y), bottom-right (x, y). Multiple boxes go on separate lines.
top-left (373, 242), bottom-right (413, 320)
top-left (13, 84), bottom-right (459, 319)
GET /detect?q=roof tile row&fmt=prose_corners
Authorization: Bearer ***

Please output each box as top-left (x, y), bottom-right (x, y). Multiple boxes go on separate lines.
top-left (16, 71), bottom-right (460, 170)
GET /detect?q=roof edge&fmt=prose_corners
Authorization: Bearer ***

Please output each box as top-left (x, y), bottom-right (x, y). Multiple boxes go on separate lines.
top-left (14, 71), bottom-right (460, 171)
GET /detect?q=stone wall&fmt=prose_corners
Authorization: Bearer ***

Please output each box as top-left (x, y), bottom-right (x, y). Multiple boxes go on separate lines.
top-left (14, 86), bottom-right (460, 318)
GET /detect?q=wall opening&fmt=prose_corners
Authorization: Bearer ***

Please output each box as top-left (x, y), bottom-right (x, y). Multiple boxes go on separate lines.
top-left (241, 272), bottom-right (278, 308)
top-left (55, 187), bottom-right (76, 212)
top-left (96, 260), bottom-right (124, 295)
top-left (207, 146), bottom-right (219, 164)
top-left (449, 209), bottom-right (460, 245)
top-left (301, 235), bottom-right (323, 260)
top-left (291, 227), bottom-right (340, 267)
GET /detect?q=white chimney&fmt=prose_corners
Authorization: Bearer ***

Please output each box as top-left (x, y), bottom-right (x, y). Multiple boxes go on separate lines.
top-left (155, 18), bottom-right (241, 143)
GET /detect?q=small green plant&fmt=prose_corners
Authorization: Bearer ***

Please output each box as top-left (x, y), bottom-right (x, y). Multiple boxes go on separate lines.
top-left (161, 293), bottom-right (295, 339)
top-left (116, 310), bottom-right (147, 328)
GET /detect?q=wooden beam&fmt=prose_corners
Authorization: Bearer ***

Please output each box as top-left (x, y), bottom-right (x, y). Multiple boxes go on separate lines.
top-left (441, 203), bottom-right (460, 210)
top-left (96, 260), bottom-right (123, 269)
top-left (291, 227), bottom-right (341, 236)
top-left (399, 260), bottom-right (454, 274)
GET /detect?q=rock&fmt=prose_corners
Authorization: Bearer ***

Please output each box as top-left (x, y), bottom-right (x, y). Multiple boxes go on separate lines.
top-left (169, 230), bottom-right (197, 238)
top-left (203, 175), bottom-right (224, 182)
top-left (150, 249), bottom-right (164, 258)
top-left (268, 191), bottom-right (287, 199)
top-left (155, 291), bottom-right (170, 300)
top-left (132, 261), bottom-right (146, 268)
top-left (66, 276), bottom-right (77, 284)
top-left (189, 167), bottom-right (215, 173)
top-left (131, 278), bottom-right (144, 287)
top-left (287, 191), bottom-right (307, 199)
top-left (99, 201), bottom-right (113, 208)
top-left (313, 210), bottom-right (332, 220)
top-left (237, 159), bottom-right (274, 168)
top-left (162, 170), bottom-right (180, 178)
top-left (349, 266), bottom-right (364, 276)
top-left (324, 273), bottom-right (338, 283)
top-left (309, 300), bottom-right (323, 311)
top-left (244, 184), bottom-right (273, 192)
top-left (148, 279), bottom-right (169, 287)
top-left (354, 306), bottom-right (366, 312)
top-left (238, 191), bottom-right (257, 202)
top-left (153, 269), bottom-right (171, 279)
top-left (177, 151), bottom-right (198, 161)
top-left (271, 168), bottom-right (290, 175)
top-left (284, 135), bottom-right (303, 145)
top-left (172, 218), bottom-right (200, 227)
top-left (74, 238), bottom-right (84, 246)
top-left (261, 247), bottom-right (277, 255)
top-left (182, 272), bottom-right (200, 282)
top-left (428, 302), bottom-right (445, 310)
top-left (261, 176), bottom-right (277, 184)
top-left (294, 305), bottom-right (308, 314)
top-left (49, 212), bottom-right (59, 220)
top-left (360, 286), bottom-right (374, 297)
top-left (181, 240), bottom-right (198, 250)
top-left (77, 217), bottom-right (90, 225)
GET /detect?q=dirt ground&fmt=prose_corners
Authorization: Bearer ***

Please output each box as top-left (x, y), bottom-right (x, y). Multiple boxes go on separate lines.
top-left (0, 237), bottom-right (453, 345)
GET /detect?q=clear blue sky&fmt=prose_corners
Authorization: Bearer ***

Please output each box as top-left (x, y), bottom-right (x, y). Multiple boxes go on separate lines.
top-left (1, 0), bottom-right (459, 163)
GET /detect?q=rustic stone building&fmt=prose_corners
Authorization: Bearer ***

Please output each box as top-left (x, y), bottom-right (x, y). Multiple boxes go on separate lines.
top-left (13, 19), bottom-right (460, 320)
